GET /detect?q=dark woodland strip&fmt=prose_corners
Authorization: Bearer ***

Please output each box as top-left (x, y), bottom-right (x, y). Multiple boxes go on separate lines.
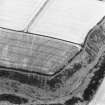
top-left (0, 93), bottom-right (28, 104)
top-left (83, 51), bottom-right (105, 101)
top-left (0, 69), bottom-right (42, 88)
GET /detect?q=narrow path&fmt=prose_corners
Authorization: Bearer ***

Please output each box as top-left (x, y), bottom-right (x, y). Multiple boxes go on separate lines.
top-left (24, 0), bottom-right (50, 32)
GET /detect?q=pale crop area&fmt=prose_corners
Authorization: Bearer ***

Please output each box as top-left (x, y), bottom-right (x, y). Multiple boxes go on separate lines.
top-left (0, 0), bottom-right (105, 105)
top-left (0, 0), bottom-right (48, 30)
top-left (28, 0), bottom-right (105, 44)
top-left (0, 0), bottom-right (105, 44)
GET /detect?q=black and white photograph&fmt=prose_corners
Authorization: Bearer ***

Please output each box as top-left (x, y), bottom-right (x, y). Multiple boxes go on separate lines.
top-left (0, 0), bottom-right (105, 105)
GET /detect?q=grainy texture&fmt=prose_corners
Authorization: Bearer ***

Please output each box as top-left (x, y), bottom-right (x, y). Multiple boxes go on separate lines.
top-left (0, 28), bottom-right (78, 75)
top-left (0, 94), bottom-right (28, 104)
top-left (0, 17), bottom-right (105, 105)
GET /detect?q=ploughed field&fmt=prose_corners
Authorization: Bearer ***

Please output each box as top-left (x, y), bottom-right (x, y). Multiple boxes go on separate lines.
top-left (0, 28), bottom-right (79, 75)
top-left (0, 17), bottom-right (105, 105)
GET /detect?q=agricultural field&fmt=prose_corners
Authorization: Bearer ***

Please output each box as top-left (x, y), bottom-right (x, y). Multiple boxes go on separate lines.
top-left (0, 0), bottom-right (105, 105)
